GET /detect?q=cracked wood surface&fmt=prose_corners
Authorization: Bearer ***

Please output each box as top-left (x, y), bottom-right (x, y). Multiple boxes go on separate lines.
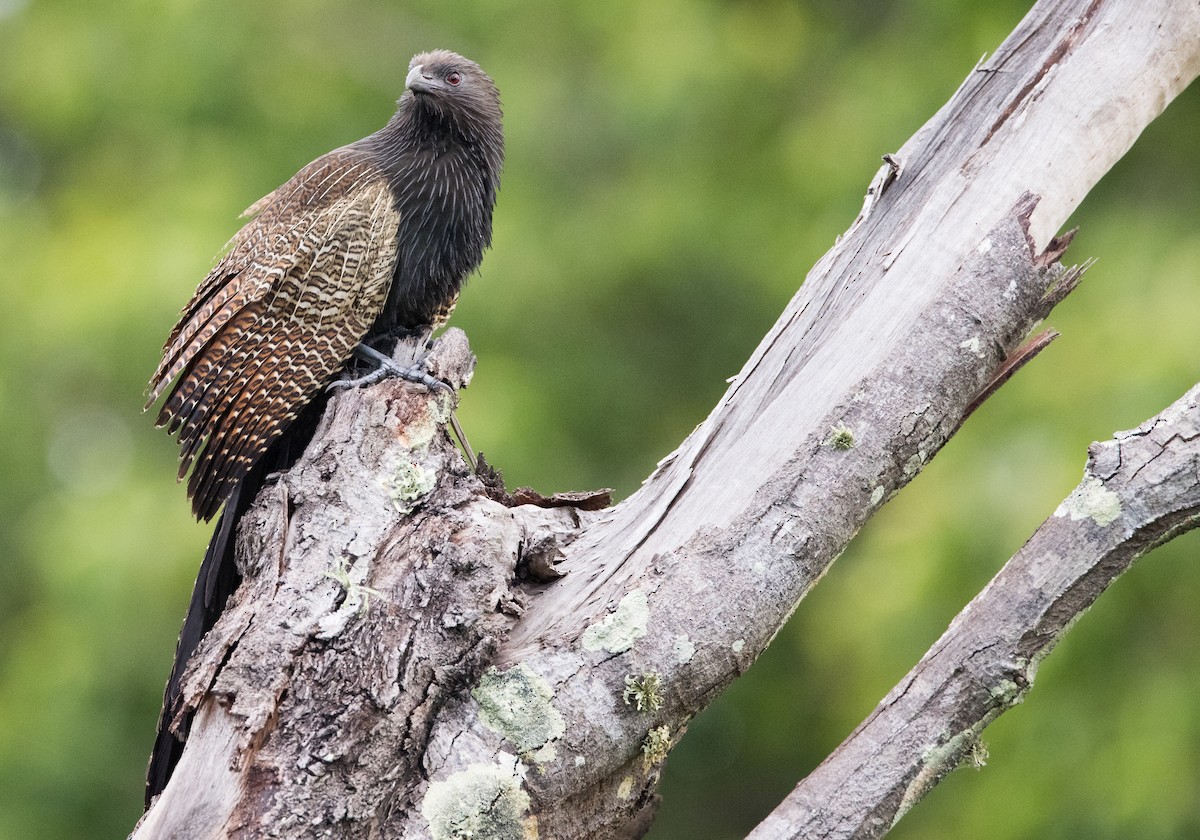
top-left (133, 0), bottom-right (1200, 837)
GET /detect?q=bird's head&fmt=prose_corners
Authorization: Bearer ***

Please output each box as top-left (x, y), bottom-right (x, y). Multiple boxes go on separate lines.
top-left (403, 50), bottom-right (501, 125)
top-left (379, 49), bottom-right (504, 182)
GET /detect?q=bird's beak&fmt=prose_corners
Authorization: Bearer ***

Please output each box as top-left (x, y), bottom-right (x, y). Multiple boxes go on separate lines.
top-left (406, 64), bottom-right (434, 94)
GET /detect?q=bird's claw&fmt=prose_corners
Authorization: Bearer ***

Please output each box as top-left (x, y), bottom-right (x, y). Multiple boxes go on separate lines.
top-left (330, 343), bottom-right (452, 393)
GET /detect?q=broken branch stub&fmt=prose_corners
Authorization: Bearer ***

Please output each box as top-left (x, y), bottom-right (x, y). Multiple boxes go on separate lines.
top-left (134, 330), bottom-right (598, 839)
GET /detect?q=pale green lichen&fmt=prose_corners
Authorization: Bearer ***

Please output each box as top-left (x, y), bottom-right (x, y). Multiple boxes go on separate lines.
top-left (323, 557), bottom-right (383, 611)
top-left (642, 725), bottom-right (671, 770)
top-left (529, 742), bottom-right (557, 766)
top-left (731, 639), bottom-right (745, 654)
top-left (421, 764), bottom-right (533, 840)
top-left (622, 673), bottom-right (664, 713)
top-left (1055, 474), bottom-right (1122, 526)
top-left (581, 589), bottom-right (649, 654)
top-left (673, 635), bottom-right (696, 664)
top-left (472, 664), bottom-right (565, 754)
top-left (828, 424), bottom-right (856, 450)
top-left (903, 451), bottom-right (925, 477)
top-left (988, 677), bottom-right (1026, 708)
top-left (894, 723), bottom-right (989, 827)
top-left (379, 457), bottom-right (437, 513)
top-left (428, 389), bottom-right (454, 428)
top-left (316, 557), bottom-right (385, 638)
top-left (959, 738), bottom-right (989, 770)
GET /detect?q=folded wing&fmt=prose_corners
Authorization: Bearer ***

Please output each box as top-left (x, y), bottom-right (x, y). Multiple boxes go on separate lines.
top-left (147, 150), bottom-right (401, 520)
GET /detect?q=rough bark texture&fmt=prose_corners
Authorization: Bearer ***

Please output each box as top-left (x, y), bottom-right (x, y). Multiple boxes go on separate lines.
top-left (134, 331), bottom-right (599, 838)
top-left (134, 0), bottom-right (1200, 837)
top-left (748, 385), bottom-right (1200, 840)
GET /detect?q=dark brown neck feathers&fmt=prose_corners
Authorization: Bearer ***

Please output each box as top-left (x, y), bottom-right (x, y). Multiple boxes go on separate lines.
top-left (362, 64), bottom-right (504, 333)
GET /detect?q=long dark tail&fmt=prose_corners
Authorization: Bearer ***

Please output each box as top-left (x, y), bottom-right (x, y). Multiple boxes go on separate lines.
top-left (145, 395), bottom-right (329, 807)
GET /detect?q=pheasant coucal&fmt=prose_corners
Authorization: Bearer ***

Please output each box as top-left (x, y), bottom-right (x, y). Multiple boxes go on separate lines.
top-left (143, 49), bottom-right (504, 804)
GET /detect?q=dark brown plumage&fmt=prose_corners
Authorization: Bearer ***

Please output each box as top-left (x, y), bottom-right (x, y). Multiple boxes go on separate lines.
top-left (144, 49), bottom-right (503, 805)
top-left (148, 48), bottom-right (503, 521)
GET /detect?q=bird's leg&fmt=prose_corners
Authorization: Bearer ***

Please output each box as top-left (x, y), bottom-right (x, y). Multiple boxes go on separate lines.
top-left (330, 343), bottom-right (450, 393)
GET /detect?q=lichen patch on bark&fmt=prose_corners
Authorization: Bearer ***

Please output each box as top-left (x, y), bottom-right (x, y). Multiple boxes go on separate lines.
top-left (581, 589), bottom-right (649, 654)
top-left (421, 763), bottom-right (535, 840)
top-left (378, 457), bottom-right (437, 513)
top-left (672, 635), bottom-right (696, 664)
top-left (1055, 474), bottom-right (1122, 526)
top-left (473, 663), bottom-right (566, 754)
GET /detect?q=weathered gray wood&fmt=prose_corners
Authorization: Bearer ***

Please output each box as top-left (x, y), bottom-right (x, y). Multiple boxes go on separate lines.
top-left (133, 0), bottom-right (1200, 837)
top-left (748, 384), bottom-right (1200, 840)
top-left (133, 331), bottom-right (597, 839)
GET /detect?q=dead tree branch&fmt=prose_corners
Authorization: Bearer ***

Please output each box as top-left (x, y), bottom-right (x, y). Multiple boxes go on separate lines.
top-left (749, 383), bottom-right (1200, 840)
top-left (134, 0), bottom-right (1200, 837)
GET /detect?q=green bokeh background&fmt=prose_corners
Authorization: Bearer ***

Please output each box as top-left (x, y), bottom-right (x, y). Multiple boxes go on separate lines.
top-left (2, 1), bottom-right (1198, 837)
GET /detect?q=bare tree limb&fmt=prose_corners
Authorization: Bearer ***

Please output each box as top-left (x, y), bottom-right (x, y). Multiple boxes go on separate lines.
top-left (134, 0), bottom-right (1200, 837)
top-left (748, 383), bottom-right (1200, 840)
top-left (504, 0), bottom-right (1200, 653)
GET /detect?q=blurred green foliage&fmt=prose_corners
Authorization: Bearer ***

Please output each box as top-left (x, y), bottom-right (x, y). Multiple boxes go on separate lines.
top-left (1, 0), bottom-right (1198, 837)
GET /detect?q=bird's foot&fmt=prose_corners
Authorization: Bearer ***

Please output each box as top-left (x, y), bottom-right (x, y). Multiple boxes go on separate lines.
top-left (329, 343), bottom-right (451, 393)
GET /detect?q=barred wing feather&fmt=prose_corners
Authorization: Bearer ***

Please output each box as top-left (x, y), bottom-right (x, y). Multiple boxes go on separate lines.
top-left (147, 149), bottom-right (401, 520)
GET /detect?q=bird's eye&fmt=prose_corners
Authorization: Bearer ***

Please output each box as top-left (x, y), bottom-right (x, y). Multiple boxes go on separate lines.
top-left (446, 71), bottom-right (462, 86)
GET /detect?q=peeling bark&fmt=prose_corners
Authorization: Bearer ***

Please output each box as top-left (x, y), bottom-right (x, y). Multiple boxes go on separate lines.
top-left (133, 0), bottom-right (1200, 837)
